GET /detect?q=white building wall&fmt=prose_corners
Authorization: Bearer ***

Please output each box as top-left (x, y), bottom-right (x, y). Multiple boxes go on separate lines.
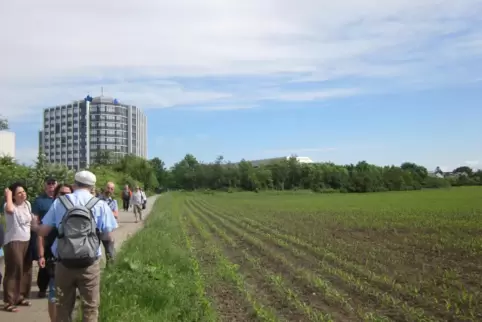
top-left (0, 131), bottom-right (15, 158)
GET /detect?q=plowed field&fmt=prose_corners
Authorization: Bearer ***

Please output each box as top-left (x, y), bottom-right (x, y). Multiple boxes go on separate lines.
top-left (101, 187), bottom-right (482, 322)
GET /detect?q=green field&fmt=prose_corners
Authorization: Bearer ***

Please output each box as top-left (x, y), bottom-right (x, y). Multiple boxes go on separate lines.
top-left (101, 186), bottom-right (482, 322)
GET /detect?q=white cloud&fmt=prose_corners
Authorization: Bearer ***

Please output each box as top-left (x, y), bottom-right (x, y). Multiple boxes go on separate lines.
top-left (0, 81), bottom-right (232, 122)
top-left (1, 0), bottom-right (481, 120)
top-left (262, 88), bottom-right (361, 101)
top-left (197, 104), bottom-right (257, 111)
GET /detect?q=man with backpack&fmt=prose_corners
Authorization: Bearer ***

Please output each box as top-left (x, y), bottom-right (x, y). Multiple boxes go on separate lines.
top-left (121, 185), bottom-right (131, 211)
top-left (98, 182), bottom-right (118, 266)
top-left (32, 170), bottom-right (118, 322)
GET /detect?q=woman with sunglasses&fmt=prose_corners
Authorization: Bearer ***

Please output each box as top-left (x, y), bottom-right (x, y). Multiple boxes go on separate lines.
top-left (37, 183), bottom-right (72, 322)
top-left (2, 182), bottom-right (34, 313)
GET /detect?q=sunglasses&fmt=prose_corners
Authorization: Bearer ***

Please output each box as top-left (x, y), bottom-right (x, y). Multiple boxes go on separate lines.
top-left (46, 181), bottom-right (56, 185)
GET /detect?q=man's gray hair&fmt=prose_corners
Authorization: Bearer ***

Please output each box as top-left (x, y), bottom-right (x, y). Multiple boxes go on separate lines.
top-left (75, 181), bottom-right (94, 189)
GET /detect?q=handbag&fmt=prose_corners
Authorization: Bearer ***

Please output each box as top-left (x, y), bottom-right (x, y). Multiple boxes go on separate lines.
top-left (26, 201), bottom-right (39, 261)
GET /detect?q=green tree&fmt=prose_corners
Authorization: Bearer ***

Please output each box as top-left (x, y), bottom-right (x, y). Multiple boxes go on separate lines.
top-left (0, 116), bottom-right (8, 130)
top-left (157, 154), bottom-right (468, 193)
top-left (149, 157), bottom-right (168, 189)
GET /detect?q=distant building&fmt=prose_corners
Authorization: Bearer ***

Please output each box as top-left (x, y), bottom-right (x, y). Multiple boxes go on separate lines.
top-left (0, 131), bottom-right (15, 158)
top-left (39, 95), bottom-right (147, 170)
top-left (246, 156), bottom-right (314, 167)
top-left (428, 171), bottom-right (444, 178)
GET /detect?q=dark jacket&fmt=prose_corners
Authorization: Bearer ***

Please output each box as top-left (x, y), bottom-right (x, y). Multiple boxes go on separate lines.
top-left (0, 223), bottom-right (4, 248)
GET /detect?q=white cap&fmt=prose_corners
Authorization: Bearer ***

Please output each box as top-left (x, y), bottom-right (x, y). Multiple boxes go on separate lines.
top-left (74, 170), bottom-right (97, 186)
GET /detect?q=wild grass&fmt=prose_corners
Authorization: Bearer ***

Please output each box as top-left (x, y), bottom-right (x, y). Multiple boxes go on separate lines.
top-left (98, 194), bottom-right (215, 322)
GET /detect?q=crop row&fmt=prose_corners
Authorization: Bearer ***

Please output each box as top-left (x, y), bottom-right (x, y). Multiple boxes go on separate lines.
top-left (188, 198), bottom-right (390, 322)
top-left (185, 198), bottom-right (343, 321)
top-left (193, 197), bottom-right (480, 321)
top-left (182, 199), bottom-right (280, 321)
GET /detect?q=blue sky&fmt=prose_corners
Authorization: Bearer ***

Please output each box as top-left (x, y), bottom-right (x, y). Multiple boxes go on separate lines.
top-left (1, 0), bottom-right (482, 171)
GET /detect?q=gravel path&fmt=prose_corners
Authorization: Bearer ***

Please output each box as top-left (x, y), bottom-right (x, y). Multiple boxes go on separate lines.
top-left (0, 195), bottom-right (159, 322)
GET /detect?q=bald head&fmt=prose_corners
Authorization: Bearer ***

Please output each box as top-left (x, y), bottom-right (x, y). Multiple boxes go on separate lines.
top-left (105, 182), bottom-right (115, 196)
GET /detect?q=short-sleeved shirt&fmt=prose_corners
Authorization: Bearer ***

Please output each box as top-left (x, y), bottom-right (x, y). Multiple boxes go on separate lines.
top-left (130, 191), bottom-right (143, 205)
top-left (42, 189), bottom-right (118, 257)
top-left (3, 201), bottom-right (32, 245)
top-left (32, 193), bottom-right (56, 256)
top-left (32, 193), bottom-right (54, 220)
top-left (99, 195), bottom-right (118, 214)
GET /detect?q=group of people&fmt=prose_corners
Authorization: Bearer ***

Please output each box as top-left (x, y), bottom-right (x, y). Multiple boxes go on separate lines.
top-left (0, 170), bottom-right (146, 321)
top-left (120, 184), bottom-right (147, 223)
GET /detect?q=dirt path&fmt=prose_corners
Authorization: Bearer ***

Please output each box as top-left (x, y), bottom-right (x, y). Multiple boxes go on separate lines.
top-left (0, 195), bottom-right (159, 322)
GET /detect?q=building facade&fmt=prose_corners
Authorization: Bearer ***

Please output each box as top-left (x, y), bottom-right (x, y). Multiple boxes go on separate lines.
top-left (0, 131), bottom-right (15, 158)
top-left (39, 96), bottom-right (147, 170)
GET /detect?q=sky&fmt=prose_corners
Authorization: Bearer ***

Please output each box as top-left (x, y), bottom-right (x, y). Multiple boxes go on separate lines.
top-left (1, 0), bottom-right (481, 171)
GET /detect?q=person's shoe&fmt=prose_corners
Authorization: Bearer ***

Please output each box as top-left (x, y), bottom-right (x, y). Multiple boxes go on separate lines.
top-left (38, 291), bottom-right (46, 298)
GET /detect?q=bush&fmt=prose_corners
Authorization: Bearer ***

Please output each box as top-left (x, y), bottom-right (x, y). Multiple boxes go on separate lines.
top-left (424, 176), bottom-right (451, 189)
top-left (0, 153), bottom-right (157, 208)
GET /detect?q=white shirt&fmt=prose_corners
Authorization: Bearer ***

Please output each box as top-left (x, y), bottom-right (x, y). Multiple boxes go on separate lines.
top-left (3, 201), bottom-right (32, 245)
top-left (130, 191), bottom-right (143, 205)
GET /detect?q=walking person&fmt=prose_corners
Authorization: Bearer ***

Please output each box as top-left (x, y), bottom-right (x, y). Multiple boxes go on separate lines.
top-left (0, 221), bottom-right (4, 286)
top-left (130, 186), bottom-right (144, 223)
top-left (37, 183), bottom-right (73, 322)
top-left (0, 247), bottom-right (4, 287)
top-left (98, 182), bottom-right (118, 267)
top-left (2, 182), bottom-right (34, 313)
top-left (31, 176), bottom-right (57, 298)
top-left (140, 188), bottom-right (147, 210)
top-left (121, 185), bottom-right (131, 211)
top-left (32, 171), bottom-right (118, 322)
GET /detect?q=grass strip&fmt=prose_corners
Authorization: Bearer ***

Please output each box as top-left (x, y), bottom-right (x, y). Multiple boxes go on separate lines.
top-left (98, 194), bottom-right (213, 322)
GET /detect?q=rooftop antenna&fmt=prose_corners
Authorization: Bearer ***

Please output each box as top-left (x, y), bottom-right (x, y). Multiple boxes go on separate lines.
top-left (101, 86), bottom-right (104, 97)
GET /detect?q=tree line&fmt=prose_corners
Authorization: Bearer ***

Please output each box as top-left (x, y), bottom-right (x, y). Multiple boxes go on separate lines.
top-left (151, 154), bottom-right (482, 193)
top-left (1, 152), bottom-right (480, 199)
top-left (0, 152), bottom-right (157, 202)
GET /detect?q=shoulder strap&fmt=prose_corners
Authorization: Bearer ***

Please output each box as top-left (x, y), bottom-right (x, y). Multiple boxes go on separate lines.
top-left (85, 197), bottom-right (100, 210)
top-left (58, 195), bottom-right (74, 211)
top-left (101, 196), bottom-right (113, 205)
top-left (25, 200), bottom-right (32, 213)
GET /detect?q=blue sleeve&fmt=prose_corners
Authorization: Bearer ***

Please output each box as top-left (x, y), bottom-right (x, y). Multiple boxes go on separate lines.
top-left (98, 204), bottom-right (118, 233)
top-left (112, 200), bottom-right (118, 212)
top-left (42, 199), bottom-right (58, 227)
top-left (31, 198), bottom-right (40, 215)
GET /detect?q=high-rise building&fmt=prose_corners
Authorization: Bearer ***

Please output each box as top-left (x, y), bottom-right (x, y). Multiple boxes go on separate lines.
top-left (39, 95), bottom-right (147, 170)
top-left (0, 131), bottom-right (15, 158)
